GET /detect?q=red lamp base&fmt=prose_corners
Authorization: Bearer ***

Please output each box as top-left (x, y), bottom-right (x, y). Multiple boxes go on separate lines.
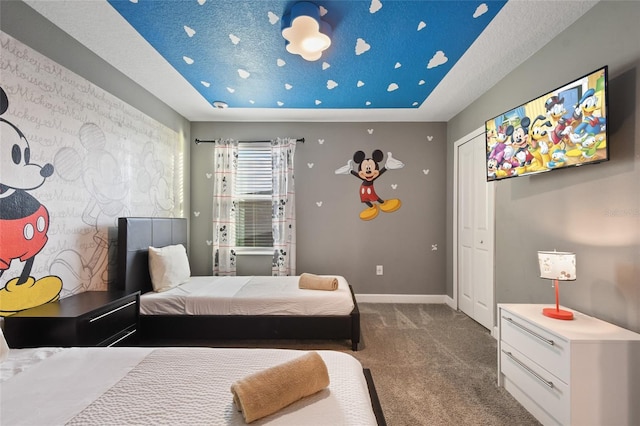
top-left (542, 307), bottom-right (574, 320)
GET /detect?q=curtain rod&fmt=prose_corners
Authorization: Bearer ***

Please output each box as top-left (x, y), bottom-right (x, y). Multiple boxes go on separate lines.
top-left (194, 138), bottom-right (304, 144)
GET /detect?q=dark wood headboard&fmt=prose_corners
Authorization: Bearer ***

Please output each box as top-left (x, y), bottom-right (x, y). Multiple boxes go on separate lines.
top-left (115, 217), bottom-right (188, 295)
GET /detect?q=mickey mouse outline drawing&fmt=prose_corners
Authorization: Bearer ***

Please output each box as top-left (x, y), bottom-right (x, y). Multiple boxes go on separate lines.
top-left (0, 86), bottom-right (62, 316)
top-left (335, 149), bottom-right (404, 220)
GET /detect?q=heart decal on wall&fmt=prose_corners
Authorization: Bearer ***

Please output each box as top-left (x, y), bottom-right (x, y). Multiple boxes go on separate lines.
top-left (423, 169), bottom-right (430, 175)
top-left (316, 201), bottom-right (323, 207)
top-left (307, 163), bottom-right (314, 168)
top-left (194, 211), bottom-right (200, 217)
top-left (367, 128), bottom-right (374, 134)
top-left (427, 135), bottom-right (434, 141)
top-left (206, 240), bottom-right (212, 246)
top-left (318, 139), bottom-right (325, 144)
top-left (391, 184), bottom-right (398, 189)
top-left (206, 173), bottom-right (212, 179)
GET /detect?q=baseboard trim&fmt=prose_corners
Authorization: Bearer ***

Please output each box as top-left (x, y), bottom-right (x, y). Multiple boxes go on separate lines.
top-left (444, 295), bottom-right (455, 310)
top-left (355, 294), bottom-right (447, 304)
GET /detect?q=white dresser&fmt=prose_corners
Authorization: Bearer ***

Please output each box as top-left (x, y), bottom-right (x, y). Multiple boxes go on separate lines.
top-left (497, 304), bottom-right (640, 426)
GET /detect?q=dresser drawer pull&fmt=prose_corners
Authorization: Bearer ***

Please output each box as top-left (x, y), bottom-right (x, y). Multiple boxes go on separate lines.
top-left (107, 329), bottom-right (137, 347)
top-left (503, 316), bottom-right (555, 346)
top-left (89, 300), bottom-right (137, 323)
top-left (503, 350), bottom-right (554, 389)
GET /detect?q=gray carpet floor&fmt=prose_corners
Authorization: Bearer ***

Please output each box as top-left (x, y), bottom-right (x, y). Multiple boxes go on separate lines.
top-left (352, 303), bottom-right (541, 425)
top-left (145, 303), bottom-right (541, 425)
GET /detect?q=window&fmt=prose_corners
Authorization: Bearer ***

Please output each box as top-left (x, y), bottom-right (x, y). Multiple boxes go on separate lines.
top-left (234, 142), bottom-right (273, 253)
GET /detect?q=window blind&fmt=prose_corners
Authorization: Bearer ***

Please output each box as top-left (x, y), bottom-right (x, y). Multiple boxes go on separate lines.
top-left (235, 142), bottom-right (273, 248)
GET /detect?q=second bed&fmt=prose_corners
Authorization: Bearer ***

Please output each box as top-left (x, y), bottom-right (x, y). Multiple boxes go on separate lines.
top-left (116, 217), bottom-right (361, 350)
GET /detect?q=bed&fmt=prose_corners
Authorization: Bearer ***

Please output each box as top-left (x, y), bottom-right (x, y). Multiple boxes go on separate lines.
top-left (115, 217), bottom-right (361, 350)
top-left (1, 345), bottom-right (386, 425)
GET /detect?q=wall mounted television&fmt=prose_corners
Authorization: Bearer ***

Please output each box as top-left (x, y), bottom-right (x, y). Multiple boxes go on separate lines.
top-left (485, 66), bottom-right (609, 181)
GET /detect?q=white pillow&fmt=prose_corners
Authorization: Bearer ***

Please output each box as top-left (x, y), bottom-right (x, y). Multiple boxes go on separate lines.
top-left (148, 244), bottom-right (191, 292)
top-left (0, 326), bottom-right (10, 363)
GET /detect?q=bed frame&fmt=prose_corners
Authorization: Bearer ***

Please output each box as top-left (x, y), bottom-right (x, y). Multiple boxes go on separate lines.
top-left (115, 217), bottom-right (361, 351)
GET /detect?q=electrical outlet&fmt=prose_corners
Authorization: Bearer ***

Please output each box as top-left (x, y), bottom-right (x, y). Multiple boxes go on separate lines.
top-left (376, 265), bottom-right (383, 275)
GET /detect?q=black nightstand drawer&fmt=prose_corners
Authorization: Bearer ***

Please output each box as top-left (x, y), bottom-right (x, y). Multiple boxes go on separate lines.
top-left (4, 291), bottom-right (140, 348)
top-left (81, 298), bottom-right (138, 346)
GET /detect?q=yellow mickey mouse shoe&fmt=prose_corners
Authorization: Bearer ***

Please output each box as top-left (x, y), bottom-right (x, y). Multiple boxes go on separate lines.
top-left (0, 275), bottom-right (62, 316)
top-left (359, 204), bottom-right (379, 221)
top-left (379, 198), bottom-right (401, 213)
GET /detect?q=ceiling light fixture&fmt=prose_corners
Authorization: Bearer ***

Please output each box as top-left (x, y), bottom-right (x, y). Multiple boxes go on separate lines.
top-left (212, 101), bottom-right (228, 109)
top-left (281, 2), bottom-right (331, 62)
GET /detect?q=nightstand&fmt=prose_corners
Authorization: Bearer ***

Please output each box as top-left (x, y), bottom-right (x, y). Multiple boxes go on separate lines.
top-left (4, 291), bottom-right (140, 348)
top-left (497, 304), bottom-right (640, 425)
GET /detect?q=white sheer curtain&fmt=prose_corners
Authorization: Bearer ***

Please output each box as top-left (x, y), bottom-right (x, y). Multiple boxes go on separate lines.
top-left (271, 137), bottom-right (296, 276)
top-left (212, 139), bottom-right (237, 276)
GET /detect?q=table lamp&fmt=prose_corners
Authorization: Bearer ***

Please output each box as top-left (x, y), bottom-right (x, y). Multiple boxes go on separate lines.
top-left (538, 250), bottom-right (576, 320)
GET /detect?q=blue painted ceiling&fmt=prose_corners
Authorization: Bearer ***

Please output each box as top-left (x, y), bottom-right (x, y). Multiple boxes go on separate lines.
top-left (106, 0), bottom-right (507, 111)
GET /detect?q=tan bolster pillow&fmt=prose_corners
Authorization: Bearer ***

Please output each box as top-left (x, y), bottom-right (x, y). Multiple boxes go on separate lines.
top-left (298, 273), bottom-right (338, 291)
top-left (230, 351), bottom-right (330, 423)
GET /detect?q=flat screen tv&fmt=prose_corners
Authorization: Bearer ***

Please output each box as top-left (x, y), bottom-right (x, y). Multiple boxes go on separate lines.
top-left (485, 66), bottom-right (609, 181)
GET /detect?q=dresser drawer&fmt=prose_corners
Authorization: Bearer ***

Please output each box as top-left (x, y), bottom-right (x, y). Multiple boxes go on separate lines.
top-left (80, 298), bottom-right (138, 346)
top-left (500, 311), bottom-right (569, 383)
top-left (501, 341), bottom-right (569, 425)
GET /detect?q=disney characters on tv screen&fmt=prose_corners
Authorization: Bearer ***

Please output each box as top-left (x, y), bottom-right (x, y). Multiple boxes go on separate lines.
top-left (485, 67), bottom-right (608, 181)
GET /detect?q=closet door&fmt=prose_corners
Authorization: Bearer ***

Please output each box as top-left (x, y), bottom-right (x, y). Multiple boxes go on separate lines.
top-left (456, 132), bottom-right (494, 330)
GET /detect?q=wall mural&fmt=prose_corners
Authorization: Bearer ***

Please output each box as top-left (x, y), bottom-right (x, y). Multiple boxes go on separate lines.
top-left (0, 86), bottom-right (62, 314)
top-left (335, 148), bottom-right (405, 220)
top-left (0, 32), bottom-right (182, 316)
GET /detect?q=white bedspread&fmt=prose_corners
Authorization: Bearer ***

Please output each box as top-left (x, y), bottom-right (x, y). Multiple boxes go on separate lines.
top-left (1, 347), bottom-right (377, 426)
top-left (140, 275), bottom-right (355, 316)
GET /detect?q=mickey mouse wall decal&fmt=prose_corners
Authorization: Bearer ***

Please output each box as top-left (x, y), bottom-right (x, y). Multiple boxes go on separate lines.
top-left (335, 149), bottom-right (405, 221)
top-left (0, 86), bottom-right (62, 316)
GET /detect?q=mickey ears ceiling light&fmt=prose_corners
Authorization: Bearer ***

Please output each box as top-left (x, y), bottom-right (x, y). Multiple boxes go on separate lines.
top-left (281, 2), bottom-right (331, 61)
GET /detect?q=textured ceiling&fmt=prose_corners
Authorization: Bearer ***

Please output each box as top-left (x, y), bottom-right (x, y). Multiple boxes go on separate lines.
top-left (25, 0), bottom-right (598, 122)
top-left (106, 0), bottom-right (506, 110)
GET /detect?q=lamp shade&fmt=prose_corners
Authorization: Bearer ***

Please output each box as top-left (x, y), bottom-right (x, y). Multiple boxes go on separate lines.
top-left (538, 251), bottom-right (576, 281)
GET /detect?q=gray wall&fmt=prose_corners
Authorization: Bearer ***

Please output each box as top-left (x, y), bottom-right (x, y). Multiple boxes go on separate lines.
top-left (190, 122), bottom-right (447, 295)
top-left (447, 1), bottom-right (640, 332)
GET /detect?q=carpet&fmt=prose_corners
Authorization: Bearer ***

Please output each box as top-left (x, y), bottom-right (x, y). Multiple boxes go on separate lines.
top-left (352, 303), bottom-right (540, 425)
